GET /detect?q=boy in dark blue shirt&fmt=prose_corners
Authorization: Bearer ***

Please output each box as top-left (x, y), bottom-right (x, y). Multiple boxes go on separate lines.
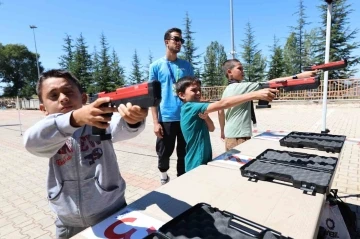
top-left (176, 76), bottom-right (278, 172)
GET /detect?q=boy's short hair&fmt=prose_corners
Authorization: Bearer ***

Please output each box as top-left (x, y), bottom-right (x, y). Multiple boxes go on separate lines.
top-left (222, 59), bottom-right (241, 79)
top-left (37, 69), bottom-right (83, 103)
top-left (164, 28), bottom-right (182, 41)
top-left (175, 76), bottom-right (201, 100)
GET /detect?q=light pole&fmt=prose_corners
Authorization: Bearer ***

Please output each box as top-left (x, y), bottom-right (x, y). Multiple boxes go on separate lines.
top-left (29, 25), bottom-right (40, 79)
top-left (321, 0), bottom-right (333, 134)
top-left (230, 0), bottom-right (236, 59)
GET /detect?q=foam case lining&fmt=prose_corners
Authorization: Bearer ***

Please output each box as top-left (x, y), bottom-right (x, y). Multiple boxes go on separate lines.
top-left (279, 131), bottom-right (346, 153)
top-left (158, 203), bottom-right (290, 239)
top-left (240, 149), bottom-right (338, 195)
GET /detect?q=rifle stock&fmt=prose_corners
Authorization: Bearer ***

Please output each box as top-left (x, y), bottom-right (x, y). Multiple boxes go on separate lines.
top-left (303, 59), bottom-right (347, 71)
top-left (259, 75), bottom-right (320, 92)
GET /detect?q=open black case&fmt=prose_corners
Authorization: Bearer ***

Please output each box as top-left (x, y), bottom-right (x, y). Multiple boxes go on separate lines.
top-left (240, 149), bottom-right (338, 195)
top-left (279, 131), bottom-right (346, 153)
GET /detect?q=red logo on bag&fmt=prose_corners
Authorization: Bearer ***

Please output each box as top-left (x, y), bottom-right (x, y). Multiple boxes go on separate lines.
top-left (104, 217), bottom-right (156, 239)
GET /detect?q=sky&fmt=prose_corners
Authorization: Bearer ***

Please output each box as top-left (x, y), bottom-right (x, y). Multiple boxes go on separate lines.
top-left (1, 0), bottom-right (360, 94)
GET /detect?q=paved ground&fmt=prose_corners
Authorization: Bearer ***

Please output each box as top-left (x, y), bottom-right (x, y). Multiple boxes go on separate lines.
top-left (0, 102), bottom-right (359, 238)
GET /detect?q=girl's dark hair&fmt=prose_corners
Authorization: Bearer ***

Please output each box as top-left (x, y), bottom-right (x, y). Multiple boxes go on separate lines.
top-left (175, 76), bottom-right (201, 96)
top-left (37, 69), bottom-right (83, 103)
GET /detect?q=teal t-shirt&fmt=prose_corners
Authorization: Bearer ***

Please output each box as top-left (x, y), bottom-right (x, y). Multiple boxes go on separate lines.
top-left (221, 82), bottom-right (261, 138)
top-left (180, 102), bottom-right (212, 172)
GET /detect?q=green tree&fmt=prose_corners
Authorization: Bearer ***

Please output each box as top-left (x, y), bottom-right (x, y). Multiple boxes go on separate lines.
top-left (283, 32), bottom-right (298, 75)
top-left (202, 41), bottom-right (227, 86)
top-left (194, 68), bottom-right (201, 79)
top-left (71, 33), bottom-right (92, 93)
top-left (292, 0), bottom-right (310, 72)
top-left (315, 0), bottom-right (359, 78)
top-left (252, 53), bottom-right (267, 82)
top-left (88, 46), bottom-right (100, 94)
top-left (144, 50), bottom-right (153, 81)
top-left (58, 34), bottom-right (74, 71)
top-left (179, 12), bottom-right (201, 70)
top-left (0, 44), bottom-right (44, 97)
top-left (267, 36), bottom-right (285, 80)
top-left (303, 28), bottom-right (318, 68)
top-left (97, 33), bottom-right (113, 92)
top-left (240, 22), bottom-right (266, 82)
top-left (129, 49), bottom-right (143, 85)
top-left (111, 49), bottom-right (125, 88)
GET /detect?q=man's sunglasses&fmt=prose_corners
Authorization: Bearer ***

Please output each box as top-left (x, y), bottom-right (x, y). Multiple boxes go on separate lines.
top-left (169, 36), bottom-right (185, 44)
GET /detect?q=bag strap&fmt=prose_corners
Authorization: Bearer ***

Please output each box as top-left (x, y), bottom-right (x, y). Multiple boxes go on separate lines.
top-left (166, 61), bottom-right (176, 84)
top-left (328, 189), bottom-right (358, 238)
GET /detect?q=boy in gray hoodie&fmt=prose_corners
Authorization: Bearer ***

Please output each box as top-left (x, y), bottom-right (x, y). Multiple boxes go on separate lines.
top-left (23, 69), bottom-right (148, 238)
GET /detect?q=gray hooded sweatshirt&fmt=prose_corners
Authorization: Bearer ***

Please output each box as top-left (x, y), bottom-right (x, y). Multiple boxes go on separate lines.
top-left (23, 111), bottom-right (145, 227)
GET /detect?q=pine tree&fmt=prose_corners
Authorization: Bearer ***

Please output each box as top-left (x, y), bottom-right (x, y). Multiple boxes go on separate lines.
top-left (283, 32), bottom-right (298, 75)
top-left (252, 53), bottom-right (267, 82)
top-left (315, 0), bottom-right (359, 78)
top-left (129, 49), bottom-right (143, 85)
top-left (144, 50), bottom-right (153, 81)
top-left (194, 68), bottom-right (202, 80)
top-left (58, 34), bottom-right (74, 71)
top-left (71, 33), bottom-right (92, 93)
top-left (111, 49), bottom-right (125, 88)
top-left (202, 41), bottom-right (227, 86)
top-left (303, 28), bottom-right (318, 68)
top-left (292, 0), bottom-right (310, 72)
top-left (179, 12), bottom-right (201, 70)
top-left (97, 33), bottom-right (113, 91)
top-left (89, 46), bottom-right (100, 94)
top-left (267, 36), bottom-right (285, 80)
top-left (240, 22), bottom-right (266, 82)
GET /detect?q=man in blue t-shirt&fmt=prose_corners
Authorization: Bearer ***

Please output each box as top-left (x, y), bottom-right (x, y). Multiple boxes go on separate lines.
top-left (149, 27), bottom-right (194, 184)
top-left (176, 76), bottom-right (278, 172)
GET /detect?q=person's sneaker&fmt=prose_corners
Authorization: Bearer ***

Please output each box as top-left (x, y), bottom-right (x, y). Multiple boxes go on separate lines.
top-left (160, 175), bottom-right (170, 185)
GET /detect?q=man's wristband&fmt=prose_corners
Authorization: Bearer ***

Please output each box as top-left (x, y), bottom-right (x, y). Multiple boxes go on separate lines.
top-left (292, 75), bottom-right (298, 79)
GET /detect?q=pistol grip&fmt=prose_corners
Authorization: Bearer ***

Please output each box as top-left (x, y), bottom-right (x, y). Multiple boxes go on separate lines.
top-left (89, 102), bottom-right (113, 141)
top-left (90, 126), bottom-right (112, 141)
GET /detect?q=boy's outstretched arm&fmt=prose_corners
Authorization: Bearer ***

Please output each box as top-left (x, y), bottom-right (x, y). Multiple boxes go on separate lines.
top-left (218, 110), bottom-right (225, 139)
top-left (24, 97), bottom-right (118, 158)
top-left (25, 97), bottom-right (147, 157)
top-left (204, 88), bottom-right (278, 114)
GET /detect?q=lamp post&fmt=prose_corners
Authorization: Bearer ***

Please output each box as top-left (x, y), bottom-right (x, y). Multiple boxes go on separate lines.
top-left (321, 0), bottom-right (333, 134)
top-left (230, 0), bottom-right (236, 59)
top-left (29, 25), bottom-right (40, 79)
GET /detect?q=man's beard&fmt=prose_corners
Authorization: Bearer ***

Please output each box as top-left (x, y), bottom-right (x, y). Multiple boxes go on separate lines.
top-left (170, 46), bottom-right (181, 54)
